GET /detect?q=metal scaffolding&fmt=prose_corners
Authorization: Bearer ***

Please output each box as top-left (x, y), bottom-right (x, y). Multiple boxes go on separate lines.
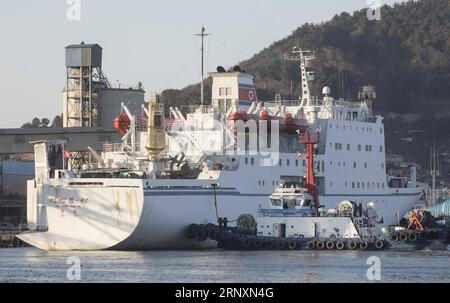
top-left (65, 43), bottom-right (110, 127)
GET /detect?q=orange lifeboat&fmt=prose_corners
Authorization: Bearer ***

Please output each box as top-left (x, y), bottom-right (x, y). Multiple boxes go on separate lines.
top-left (228, 109), bottom-right (248, 122)
top-left (281, 112), bottom-right (308, 134)
top-left (259, 110), bottom-right (270, 121)
top-left (113, 113), bottom-right (130, 134)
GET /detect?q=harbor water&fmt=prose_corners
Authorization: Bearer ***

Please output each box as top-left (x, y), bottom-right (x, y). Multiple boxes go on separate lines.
top-left (0, 247), bottom-right (449, 283)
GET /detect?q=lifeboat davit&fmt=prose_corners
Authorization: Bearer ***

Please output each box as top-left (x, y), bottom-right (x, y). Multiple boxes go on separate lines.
top-left (113, 113), bottom-right (130, 134)
top-left (280, 112), bottom-right (307, 134)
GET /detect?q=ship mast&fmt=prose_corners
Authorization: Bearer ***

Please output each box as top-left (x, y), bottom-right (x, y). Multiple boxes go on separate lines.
top-left (429, 141), bottom-right (440, 205)
top-left (284, 45), bottom-right (315, 107)
top-left (195, 27), bottom-right (211, 106)
top-left (299, 129), bottom-right (321, 215)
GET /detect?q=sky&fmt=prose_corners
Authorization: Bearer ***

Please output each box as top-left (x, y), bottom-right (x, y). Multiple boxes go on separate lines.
top-left (0, 0), bottom-right (402, 128)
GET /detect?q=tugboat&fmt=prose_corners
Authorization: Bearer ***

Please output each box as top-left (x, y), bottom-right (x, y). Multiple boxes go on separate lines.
top-left (186, 129), bottom-right (390, 251)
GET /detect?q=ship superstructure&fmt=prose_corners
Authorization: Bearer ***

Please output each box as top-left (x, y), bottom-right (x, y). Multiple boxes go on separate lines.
top-left (18, 46), bottom-right (423, 250)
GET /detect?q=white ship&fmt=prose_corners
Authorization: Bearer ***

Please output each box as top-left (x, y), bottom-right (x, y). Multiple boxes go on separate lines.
top-left (19, 46), bottom-right (423, 250)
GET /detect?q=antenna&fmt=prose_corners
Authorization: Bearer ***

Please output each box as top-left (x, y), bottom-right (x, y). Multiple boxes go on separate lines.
top-left (195, 26), bottom-right (211, 106)
top-left (429, 140), bottom-right (440, 205)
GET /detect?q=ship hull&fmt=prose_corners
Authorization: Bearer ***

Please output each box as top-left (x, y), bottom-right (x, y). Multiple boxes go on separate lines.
top-left (18, 179), bottom-right (422, 250)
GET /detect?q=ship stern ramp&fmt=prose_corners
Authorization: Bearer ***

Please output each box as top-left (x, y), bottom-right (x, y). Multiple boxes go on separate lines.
top-left (18, 179), bottom-right (146, 250)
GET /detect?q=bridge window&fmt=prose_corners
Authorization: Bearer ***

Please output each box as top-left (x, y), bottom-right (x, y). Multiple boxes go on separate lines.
top-left (295, 159), bottom-right (299, 166)
top-left (251, 158), bottom-right (254, 165)
top-left (358, 144), bottom-right (361, 151)
top-left (245, 157), bottom-right (248, 165)
top-left (279, 159), bottom-right (282, 166)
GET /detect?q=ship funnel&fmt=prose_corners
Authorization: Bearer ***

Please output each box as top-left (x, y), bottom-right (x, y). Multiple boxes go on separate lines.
top-left (146, 94), bottom-right (166, 161)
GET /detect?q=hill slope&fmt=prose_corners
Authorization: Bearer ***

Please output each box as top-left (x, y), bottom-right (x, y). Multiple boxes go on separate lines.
top-left (162, 0), bottom-right (450, 170)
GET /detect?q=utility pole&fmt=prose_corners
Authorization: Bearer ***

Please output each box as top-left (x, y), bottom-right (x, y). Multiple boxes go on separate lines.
top-left (195, 26), bottom-right (211, 106)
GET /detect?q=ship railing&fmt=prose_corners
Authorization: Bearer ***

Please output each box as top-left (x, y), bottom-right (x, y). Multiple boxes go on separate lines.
top-left (263, 100), bottom-right (302, 107)
top-left (258, 208), bottom-right (314, 217)
top-left (187, 105), bottom-right (213, 114)
top-left (103, 143), bottom-right (144, 152)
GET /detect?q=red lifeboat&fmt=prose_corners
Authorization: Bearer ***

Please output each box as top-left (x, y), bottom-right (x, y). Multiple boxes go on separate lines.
top-left (281, 112), bottom-right (307, 134)
top-left (259, 110), bottom-right (270, 121)
top-left (228, 109), bottom-right (248, 122)
top-left (228, 110), bottom-right (258, 123)
top-left (114, 113), bottom-right (130, 134)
